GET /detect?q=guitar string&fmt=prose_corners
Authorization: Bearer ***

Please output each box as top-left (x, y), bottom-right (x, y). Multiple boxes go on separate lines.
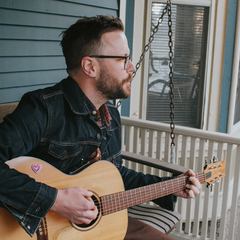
top-left (101, 173), bottom-right (207, 214)
top-left (42, 174), bottom-right (209, 230)
top-left (40, 160), bottom-right (226, 230)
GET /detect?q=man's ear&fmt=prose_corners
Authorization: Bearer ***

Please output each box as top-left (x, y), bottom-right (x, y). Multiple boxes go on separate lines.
top-left (81, 57), bottom-right (98, 77)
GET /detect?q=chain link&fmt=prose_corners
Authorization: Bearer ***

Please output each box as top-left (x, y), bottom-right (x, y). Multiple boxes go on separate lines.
top-left (168, 1), bottom-right (175, 146)
top-left (117, 0), bottom-right (175, 146)
top-left (132, 3), bottom-right (170, 78)
top-left (116, 1), bottom-right (171, 109)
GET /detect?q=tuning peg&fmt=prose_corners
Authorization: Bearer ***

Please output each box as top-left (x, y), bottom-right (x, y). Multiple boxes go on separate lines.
top-left (210, 159), bottom-right (213, 164)
top-left (213, 157), bottom-right (218, 163)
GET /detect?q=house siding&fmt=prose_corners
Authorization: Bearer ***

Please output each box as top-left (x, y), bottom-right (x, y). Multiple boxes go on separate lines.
top-left (0, 0), bottom-right (119, 103)
top-left (218, 0), bottom-right (238, 133)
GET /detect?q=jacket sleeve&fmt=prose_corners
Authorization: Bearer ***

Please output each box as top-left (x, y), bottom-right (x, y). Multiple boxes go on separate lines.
top-left (0, 92), bottom-right (57, 236)
top-left (118, 165), bottom-right (177, 211)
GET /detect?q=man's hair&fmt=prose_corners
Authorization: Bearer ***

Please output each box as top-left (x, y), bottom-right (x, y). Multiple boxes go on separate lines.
top-left (60, 15), bottom-right (124, 73)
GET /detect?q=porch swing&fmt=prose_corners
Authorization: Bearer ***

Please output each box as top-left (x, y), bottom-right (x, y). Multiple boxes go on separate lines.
top-left (120, 0), bottom-right (188, 234)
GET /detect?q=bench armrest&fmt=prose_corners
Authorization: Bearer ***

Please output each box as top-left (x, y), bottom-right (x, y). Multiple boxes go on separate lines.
top-left (121, 151), bottom-right (188, 176)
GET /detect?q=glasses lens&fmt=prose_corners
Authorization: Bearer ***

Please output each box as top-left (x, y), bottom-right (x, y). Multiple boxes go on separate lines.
top-left (125, 55), bottom-right (132, 69)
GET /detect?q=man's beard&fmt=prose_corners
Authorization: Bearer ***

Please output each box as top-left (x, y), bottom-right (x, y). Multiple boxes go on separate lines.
top-left (96, 67), bottom-right (133, 100)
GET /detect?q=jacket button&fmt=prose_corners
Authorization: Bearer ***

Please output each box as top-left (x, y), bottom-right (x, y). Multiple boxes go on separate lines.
top-left (97, 133), bottom-right (101, 139)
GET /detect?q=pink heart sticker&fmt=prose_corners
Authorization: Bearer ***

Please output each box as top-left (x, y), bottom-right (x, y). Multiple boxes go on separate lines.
top-left (31, 164), bottom-right (42, 174)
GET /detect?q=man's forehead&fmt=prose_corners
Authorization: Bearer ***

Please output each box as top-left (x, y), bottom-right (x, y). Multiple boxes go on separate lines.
top-left (101, 31), bottom-right (129, 54)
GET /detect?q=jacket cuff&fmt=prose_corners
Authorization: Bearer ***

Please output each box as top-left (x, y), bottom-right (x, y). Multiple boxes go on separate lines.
top-left (25, 183), bottom-right (57, 218)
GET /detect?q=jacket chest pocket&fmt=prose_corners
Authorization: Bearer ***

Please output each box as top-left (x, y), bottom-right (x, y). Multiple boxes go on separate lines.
top-left (48, 143), bottom-right (84, 160)
top-left (47, 142), bottom-right (99, 172)
top-left (47, 143), bottom-right (85, 171)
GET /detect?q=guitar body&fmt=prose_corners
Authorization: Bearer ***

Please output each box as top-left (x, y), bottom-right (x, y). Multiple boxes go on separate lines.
top-left (0, 157), bottom-right (128, 240)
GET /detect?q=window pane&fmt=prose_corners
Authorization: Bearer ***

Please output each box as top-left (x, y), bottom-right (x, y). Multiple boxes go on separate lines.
top-left (146, 3), bottom-right (209, 128)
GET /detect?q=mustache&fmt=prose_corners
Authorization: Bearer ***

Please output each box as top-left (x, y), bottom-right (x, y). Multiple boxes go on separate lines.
top-left (122, 73), bottom-right (133, 84)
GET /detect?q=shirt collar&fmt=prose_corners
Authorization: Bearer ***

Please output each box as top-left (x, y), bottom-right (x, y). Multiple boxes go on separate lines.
top-left (83, 95), bottom-right (111, 127)
top-left (62, 76), bottom-right (111, 126)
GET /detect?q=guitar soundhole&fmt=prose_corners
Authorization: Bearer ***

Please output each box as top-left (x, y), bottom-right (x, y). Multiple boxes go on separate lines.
top-left (70, 194), bottom-right (101, 230)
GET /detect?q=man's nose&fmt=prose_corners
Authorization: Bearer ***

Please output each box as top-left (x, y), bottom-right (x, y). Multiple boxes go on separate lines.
top-left (126, 60), bottom-right (136, 74)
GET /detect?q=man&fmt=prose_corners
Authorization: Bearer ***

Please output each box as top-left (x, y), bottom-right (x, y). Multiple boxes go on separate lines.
top-left (0, 15), bottom-right (201, 239)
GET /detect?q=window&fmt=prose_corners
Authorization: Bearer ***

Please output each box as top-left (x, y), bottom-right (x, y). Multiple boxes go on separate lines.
top-left (145, 2), bottom-right (209, 128)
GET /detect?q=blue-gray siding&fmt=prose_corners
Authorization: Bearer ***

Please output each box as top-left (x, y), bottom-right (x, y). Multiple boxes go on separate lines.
top-left (0, 0), bottom-right (119, 103)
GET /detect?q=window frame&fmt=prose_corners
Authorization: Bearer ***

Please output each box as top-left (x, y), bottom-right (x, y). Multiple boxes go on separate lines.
top-left (130, 0), bottom-right (228, 131)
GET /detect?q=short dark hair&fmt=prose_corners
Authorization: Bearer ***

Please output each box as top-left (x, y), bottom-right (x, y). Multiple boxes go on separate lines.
top-left (60, 15), bottom-right (124, 73)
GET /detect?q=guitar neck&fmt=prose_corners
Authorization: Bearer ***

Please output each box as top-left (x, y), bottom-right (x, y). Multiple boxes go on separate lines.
top-left (101, 172), bottom-right (205, 215)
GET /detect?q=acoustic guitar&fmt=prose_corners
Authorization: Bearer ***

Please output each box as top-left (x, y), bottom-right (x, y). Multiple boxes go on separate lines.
top-left (0, 157), bottom-right (225, 240)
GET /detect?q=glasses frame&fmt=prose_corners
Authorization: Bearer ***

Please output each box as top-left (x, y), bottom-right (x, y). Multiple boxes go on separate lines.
top-left (89, 55), bottom-right (132, 69)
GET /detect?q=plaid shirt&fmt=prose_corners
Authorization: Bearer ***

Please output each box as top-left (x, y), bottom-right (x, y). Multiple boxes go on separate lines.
top-left (84, 96), bottom-right (111, 129)
top-left (84, 95), bottom-right (112, 160)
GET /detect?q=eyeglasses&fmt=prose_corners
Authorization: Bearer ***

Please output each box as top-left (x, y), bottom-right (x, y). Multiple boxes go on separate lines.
top-left (89, 55), bottom-right (132, 69)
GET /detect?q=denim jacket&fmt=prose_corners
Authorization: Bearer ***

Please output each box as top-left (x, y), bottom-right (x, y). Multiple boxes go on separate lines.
top-left (0, 76), bottom-right (176, 236)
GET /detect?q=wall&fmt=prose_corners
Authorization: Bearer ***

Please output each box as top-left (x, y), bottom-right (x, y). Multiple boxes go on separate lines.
top-left (218, 0), bottom-right (238, 133)
top-left (0, 0), bottom-right (119, 104)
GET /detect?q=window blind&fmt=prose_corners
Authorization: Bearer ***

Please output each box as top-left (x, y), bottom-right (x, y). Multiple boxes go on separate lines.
top-left (146, 3), bottom-right (209, 128)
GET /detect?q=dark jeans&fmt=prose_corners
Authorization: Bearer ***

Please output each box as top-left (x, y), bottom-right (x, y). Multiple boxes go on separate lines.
top-left (124, 217), bottom-right (175, 240)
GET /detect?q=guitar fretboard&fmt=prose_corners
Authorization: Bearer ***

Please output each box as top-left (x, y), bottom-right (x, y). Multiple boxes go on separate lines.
top-left (101, 172), bottom-right (205, 215)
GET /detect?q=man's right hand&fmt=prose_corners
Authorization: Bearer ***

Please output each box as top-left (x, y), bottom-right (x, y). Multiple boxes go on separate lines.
top-left (50, 187), bottom-right (98, 225)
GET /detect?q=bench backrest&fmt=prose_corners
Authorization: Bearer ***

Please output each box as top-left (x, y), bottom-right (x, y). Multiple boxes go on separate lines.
top-left (0, 102), bottom-right (18, 123)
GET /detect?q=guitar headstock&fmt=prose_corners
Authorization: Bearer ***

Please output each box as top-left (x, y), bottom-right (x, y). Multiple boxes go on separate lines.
top-left (203, 157), bottom-right (225, 188)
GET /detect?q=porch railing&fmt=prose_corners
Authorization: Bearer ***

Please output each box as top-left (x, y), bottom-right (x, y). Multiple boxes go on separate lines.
top-left (121, 116), bottom-right (240, 240)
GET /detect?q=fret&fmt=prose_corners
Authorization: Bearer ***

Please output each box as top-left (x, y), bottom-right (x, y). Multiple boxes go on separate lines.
top-left (107, 195), bottom-right (111, 214)
top-left (110, 194), bottom-right (113, 214)
top-left (144, 185), bottom-right (147, 202)
top-left (121, 191), bottom-right (125, 210)
top-left (149, 185), bottom-right (152, 200)
top-left (154, 184), bottom-right (157, 199)
top-left (101, 197), bottom-right (105, 215)
top-left (130, 189), bottom-right (133, 207)
top-left (104, 196), bottom-right (109, 215)
top-left (139, 188), bottom-right (144, 203)
top-left (160, 182), bottom-right (163, 196)
top-left (134, 189), bottom-right (137, 205)
top-left (163, 181), bottom-right (167, 196)
top-left (117, 192), bottom-right (120, 211)
top-left (102, 170), bottom-right (208, 216)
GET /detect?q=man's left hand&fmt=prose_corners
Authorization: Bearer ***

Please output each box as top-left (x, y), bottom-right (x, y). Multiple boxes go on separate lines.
top-left (174, 170), bottom-right (201, 198)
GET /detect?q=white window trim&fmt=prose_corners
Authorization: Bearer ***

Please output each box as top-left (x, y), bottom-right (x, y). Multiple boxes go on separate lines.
top-left (117, 0), bottom-right (127, 114)
top-left (119, 0), bottom-right (126, 25)
top-left (228, 1), bottom-right (240, 134)
top-left (130, 0), bottom-right (228, 132)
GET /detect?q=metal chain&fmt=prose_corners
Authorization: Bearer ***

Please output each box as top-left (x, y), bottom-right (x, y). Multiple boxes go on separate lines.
top-left (116, 1), bottom-right (171, 109)
top-left (168, 1), bottom-right (175, 146)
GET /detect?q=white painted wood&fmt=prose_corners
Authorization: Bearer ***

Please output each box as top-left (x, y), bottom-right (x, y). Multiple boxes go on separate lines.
top-left (121, 116), bottom-right (239, 239)
top-left (184, 138), bottom-right (196, 234)
top-left (227, 145), bottom-right (240, 240)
